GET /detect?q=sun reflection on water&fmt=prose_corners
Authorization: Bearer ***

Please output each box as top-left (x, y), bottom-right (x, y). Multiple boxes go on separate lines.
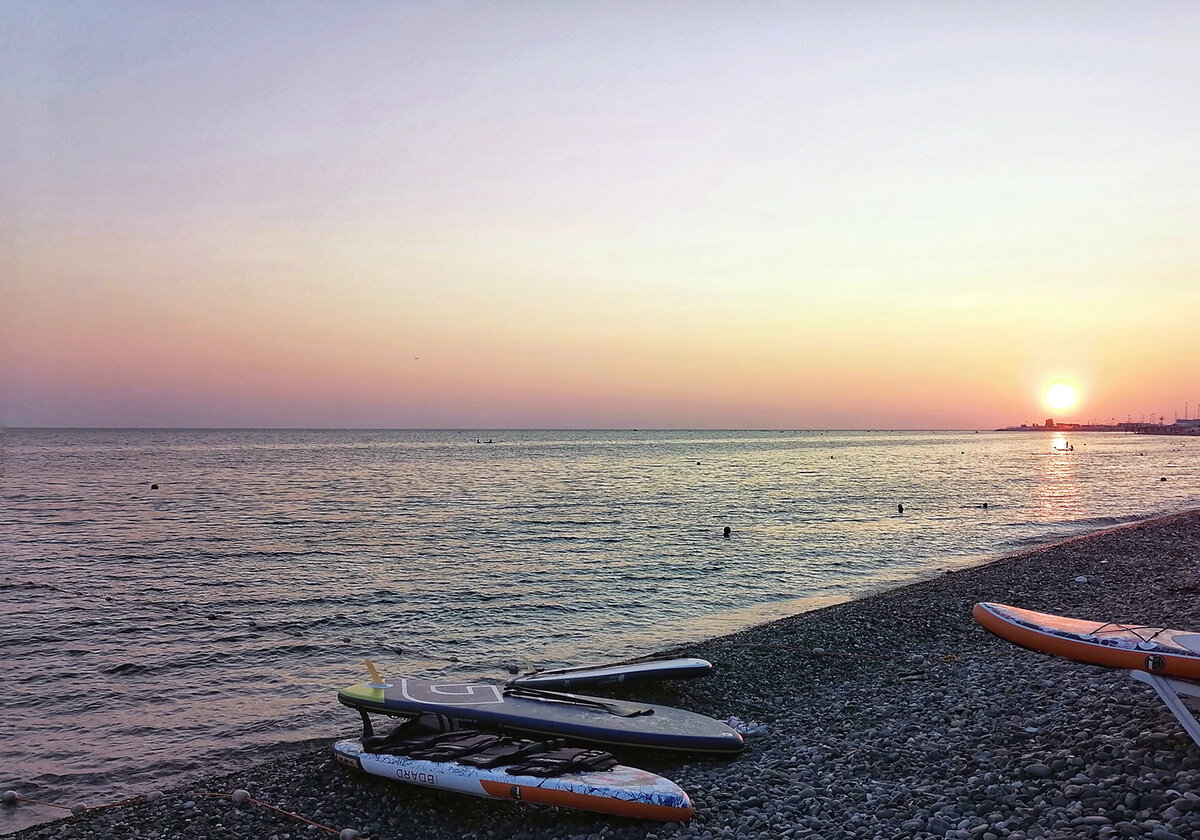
top-left (1035, 443), bottom-right (1082, 521)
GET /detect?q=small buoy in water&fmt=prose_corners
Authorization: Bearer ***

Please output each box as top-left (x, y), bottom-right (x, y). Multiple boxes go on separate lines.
top-left (982, 502), bottom-right (988, 509)
top-left (70, 803), bottom-right (87, 816)
top-left (150, 484), bottom-right (159, 490)
top-left (723, 526), bottom-right (731, 538)
top-left (696, 461), bottom-right (700, 465)
top-left (1161, 477), bottom-right (1168, 482)
top-left (2, 790), bottom-right (17, 805)
top-left (898, 504), bottom-right (904, 514)
top-left (230, 789), bottom-right (251, 805)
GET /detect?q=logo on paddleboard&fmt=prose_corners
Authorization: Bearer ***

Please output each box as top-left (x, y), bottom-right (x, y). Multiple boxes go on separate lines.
top-left (395, 768), bottom-right (438, 786)
top-left (509, 785), bottom-right (522, 801)
top-left (399, 680), bottom-right (505, 705)
top-left (1145, 654), bottom-right (1167, 672)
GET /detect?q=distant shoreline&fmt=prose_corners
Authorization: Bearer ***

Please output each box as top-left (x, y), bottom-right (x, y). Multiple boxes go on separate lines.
top-left (7, 425), bottom-right (1199, 436)
top-left (997, 423), bottom-right (1200, 436)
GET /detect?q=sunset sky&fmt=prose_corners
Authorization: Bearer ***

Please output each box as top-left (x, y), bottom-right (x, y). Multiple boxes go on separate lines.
top-left (4, 2), bottom-right (1198, 429)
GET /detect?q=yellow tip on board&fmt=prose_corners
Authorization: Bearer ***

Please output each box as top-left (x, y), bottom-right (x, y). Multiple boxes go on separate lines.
top-left (365, 660), bottom-right (383, 685)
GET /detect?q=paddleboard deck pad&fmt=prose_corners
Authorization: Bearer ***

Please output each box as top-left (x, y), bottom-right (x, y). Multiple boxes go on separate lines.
top-left (336, 720), bottom-right (696, 820)
top-left (974, 602), bottom-right (1200, 679)
top-left (509, 657), bottom-right (713, 691)
top-left (339, 678), bottom-right (744, 754)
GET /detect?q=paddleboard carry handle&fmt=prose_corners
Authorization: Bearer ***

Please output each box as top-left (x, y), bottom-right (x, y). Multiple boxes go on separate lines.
top-left (503, 684), bottom-right (654, 718)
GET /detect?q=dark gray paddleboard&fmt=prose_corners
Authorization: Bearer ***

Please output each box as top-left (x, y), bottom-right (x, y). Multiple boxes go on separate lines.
top-left (338, 678), bottom-right (743, 754)
top-left (509, 657), bottom-right (713, 691)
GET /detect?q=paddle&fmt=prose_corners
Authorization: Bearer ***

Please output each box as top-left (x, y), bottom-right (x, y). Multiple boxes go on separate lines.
top-left (503, 684), bottom-right (654, 718)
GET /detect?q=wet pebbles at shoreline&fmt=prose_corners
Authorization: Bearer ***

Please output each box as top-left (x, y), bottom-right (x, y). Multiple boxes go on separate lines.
top-left (11, 508), bottom-right (1200, 840)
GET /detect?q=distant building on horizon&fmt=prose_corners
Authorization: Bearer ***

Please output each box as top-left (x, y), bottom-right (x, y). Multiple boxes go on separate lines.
top-left (998, 415), bottom-right (1199, 435)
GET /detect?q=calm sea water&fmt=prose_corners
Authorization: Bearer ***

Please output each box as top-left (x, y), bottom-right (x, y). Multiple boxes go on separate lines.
top-left (3, 428), bottom-right (1199, 831)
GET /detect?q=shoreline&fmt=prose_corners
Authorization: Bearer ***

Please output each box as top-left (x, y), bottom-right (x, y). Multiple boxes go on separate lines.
top-left (10, 506), bottom-right (1200, 840)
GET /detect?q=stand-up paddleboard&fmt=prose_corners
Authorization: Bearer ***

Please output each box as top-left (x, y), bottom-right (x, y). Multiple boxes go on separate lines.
top-left (338, 678), bottom-right (744, 754)
top-left (332, 738), bottom-right (694, 821)
top-left (509, 658), bottom-right (713, 691)
top-left (974, 602), bottom-right (1200, 679)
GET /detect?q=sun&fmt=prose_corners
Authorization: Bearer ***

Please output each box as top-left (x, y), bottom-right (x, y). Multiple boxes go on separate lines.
top-left (1044, 382), bottom-right (1078, 412)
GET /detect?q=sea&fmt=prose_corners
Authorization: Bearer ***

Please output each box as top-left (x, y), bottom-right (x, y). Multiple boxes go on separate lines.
top-left (3, 428), bottom-right (1199, 832)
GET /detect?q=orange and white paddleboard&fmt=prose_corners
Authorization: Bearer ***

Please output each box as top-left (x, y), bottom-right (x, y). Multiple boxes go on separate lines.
top-left (974, 602), bottom-right (1200, 679)
top-left (332, 738), bottom-right (693, 821)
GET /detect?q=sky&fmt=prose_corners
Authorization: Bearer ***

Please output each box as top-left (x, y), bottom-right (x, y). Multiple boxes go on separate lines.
top-left (3, 2), bottom-right (1199, 429)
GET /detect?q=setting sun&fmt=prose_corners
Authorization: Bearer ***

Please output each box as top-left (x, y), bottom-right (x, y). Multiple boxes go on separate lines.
top-left (1044, 382), bottom-right (1079, 412)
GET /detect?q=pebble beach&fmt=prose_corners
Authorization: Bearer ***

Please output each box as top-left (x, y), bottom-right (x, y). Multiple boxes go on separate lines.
top-left (10, 507), bottom-right (1200, 840)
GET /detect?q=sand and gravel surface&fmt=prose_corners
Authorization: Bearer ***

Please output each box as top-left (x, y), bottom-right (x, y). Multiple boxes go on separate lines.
top-left (10, 508), bottom-right (1200, 840)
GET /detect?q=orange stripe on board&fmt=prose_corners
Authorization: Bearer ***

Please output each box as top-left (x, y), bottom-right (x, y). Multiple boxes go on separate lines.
top-left (477, 779), bottom-right (693, 822)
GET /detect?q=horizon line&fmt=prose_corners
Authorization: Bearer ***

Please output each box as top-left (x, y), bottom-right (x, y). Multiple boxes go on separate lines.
top-left (4, 425), bottom-right (1053, 433)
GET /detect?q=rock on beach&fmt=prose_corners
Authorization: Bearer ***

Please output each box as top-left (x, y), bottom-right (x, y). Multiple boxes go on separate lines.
top-left (12, 509), bottom-right (1200, 840)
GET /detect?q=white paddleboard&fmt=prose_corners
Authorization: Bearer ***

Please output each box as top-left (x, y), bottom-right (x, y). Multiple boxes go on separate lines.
top-left (332, 738), bottom-right (694, 821)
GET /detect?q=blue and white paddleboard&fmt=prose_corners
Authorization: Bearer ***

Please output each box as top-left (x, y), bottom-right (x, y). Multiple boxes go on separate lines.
top-left (509, 657), bottom-right (713, 691)
top-left (338, 678), bottom-right (743, 754)
top-left (332, 738), bottom-right (694, 821)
